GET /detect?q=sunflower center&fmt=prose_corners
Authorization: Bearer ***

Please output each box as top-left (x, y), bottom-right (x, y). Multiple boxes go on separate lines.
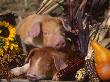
top-left (0, 26), bottom-right (9, 38)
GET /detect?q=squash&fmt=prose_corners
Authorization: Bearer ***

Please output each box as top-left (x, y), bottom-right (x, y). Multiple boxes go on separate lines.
top-left (91, 40), bottom-right (110, 81)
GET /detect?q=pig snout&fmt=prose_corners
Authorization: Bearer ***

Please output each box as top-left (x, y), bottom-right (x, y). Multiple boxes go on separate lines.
top-left (26, 73), bottom-right (37, 81)
top-left (26, 73), bottom-right (47, 81)
top-left (54, 36), bottom-right (66, 48)
top-left (26, 70), bottom-right (46, 80)
top-left (25, 69), bottom-right (38, 80)
top-left (55, 40), bottom-right (65, 48)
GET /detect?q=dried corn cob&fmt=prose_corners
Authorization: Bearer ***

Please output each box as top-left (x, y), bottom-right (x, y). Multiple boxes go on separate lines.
top-left (85, 59), bottom-right (100, 82)
top-left (75, 68), bottom-right (86, 81)
top-left (0, 65), bottom-right (21, 80)
top-left (56, 56), bottom-right (84, 80)
top-left (85, 22), bottom-right (109, 82)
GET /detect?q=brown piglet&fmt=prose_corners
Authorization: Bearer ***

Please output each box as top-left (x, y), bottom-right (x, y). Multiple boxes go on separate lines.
top-left (11, 47), bottom-right (68, 81)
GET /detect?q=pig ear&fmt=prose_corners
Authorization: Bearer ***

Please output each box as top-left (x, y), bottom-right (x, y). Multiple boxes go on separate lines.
top-left (57, 17), bottom-right (71, 31)
top-left (28, 22), bottom-right (41, 38)
top-left (25, 48), bottom-right (39, 63)
top-left (52, 54), bottom-right (67, 71)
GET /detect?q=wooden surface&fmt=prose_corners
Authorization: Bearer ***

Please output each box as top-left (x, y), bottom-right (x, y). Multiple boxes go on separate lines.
top-left (0, 79), bottom-right (78, 82)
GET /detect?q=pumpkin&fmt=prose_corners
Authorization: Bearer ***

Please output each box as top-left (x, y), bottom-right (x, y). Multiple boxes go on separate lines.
top-left (91, 40), bottom-right (110, 81)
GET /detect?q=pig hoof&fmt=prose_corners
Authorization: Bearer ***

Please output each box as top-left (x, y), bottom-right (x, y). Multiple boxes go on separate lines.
top-left (52, 73), bottom-right (60, 81)
top-left (52, 77), bottom-right (59, 81)
top-left (10, 67), bottom-right (21, 76)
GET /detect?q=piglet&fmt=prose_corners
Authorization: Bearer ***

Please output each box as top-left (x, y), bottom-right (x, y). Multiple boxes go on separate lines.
top-left (16, 14), bottom-right (71, 54)
top-left (11, 47), bottom-right (68, 81)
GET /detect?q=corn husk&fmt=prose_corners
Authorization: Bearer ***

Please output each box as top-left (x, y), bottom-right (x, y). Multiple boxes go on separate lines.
top-left (36, 0), bottom-right (64, 14)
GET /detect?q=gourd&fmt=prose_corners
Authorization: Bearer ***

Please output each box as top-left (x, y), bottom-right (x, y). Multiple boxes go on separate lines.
top-left (91, 40), bottom-right (110, 81)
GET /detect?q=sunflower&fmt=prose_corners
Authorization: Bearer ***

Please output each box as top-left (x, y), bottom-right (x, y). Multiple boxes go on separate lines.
top-left (0, 21), bottom-right (16, 51)
top-left (0, 21), bottom-right (21, 64)
top-left (0, 21), bottom-right (16, 40)
top-left (0, 13), bottom-right (26, 79)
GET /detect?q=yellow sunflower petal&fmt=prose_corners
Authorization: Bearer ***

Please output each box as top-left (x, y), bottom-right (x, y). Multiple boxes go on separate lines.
top-left (0, 48), bottom-right (4, 56)
top-left (0, 30), bottom-right (2, 33)
top-left (10, 44), bottom-right (14, 50)
top-left (3, 45), bottom-right (9, 51)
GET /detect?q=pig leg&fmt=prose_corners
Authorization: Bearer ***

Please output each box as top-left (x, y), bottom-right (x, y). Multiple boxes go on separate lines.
top-left (52, 72), bottom-right (60, 81)
top-left (11, 63), bottom-right (29, 76)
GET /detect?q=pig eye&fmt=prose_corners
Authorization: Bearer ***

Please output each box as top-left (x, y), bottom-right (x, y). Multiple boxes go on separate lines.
top-left (61, 32), bottom-right (65, 36)
top-left (45, 64), bottom-right (51, 69)
top-left (60, 27), bottom-right (66, 33)
top-left (62, 33), bottom-right (65, 36)
top-left (46, 64), bottom-right (50, 67)
top-left (43, 32), bottom-right (49, 35)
